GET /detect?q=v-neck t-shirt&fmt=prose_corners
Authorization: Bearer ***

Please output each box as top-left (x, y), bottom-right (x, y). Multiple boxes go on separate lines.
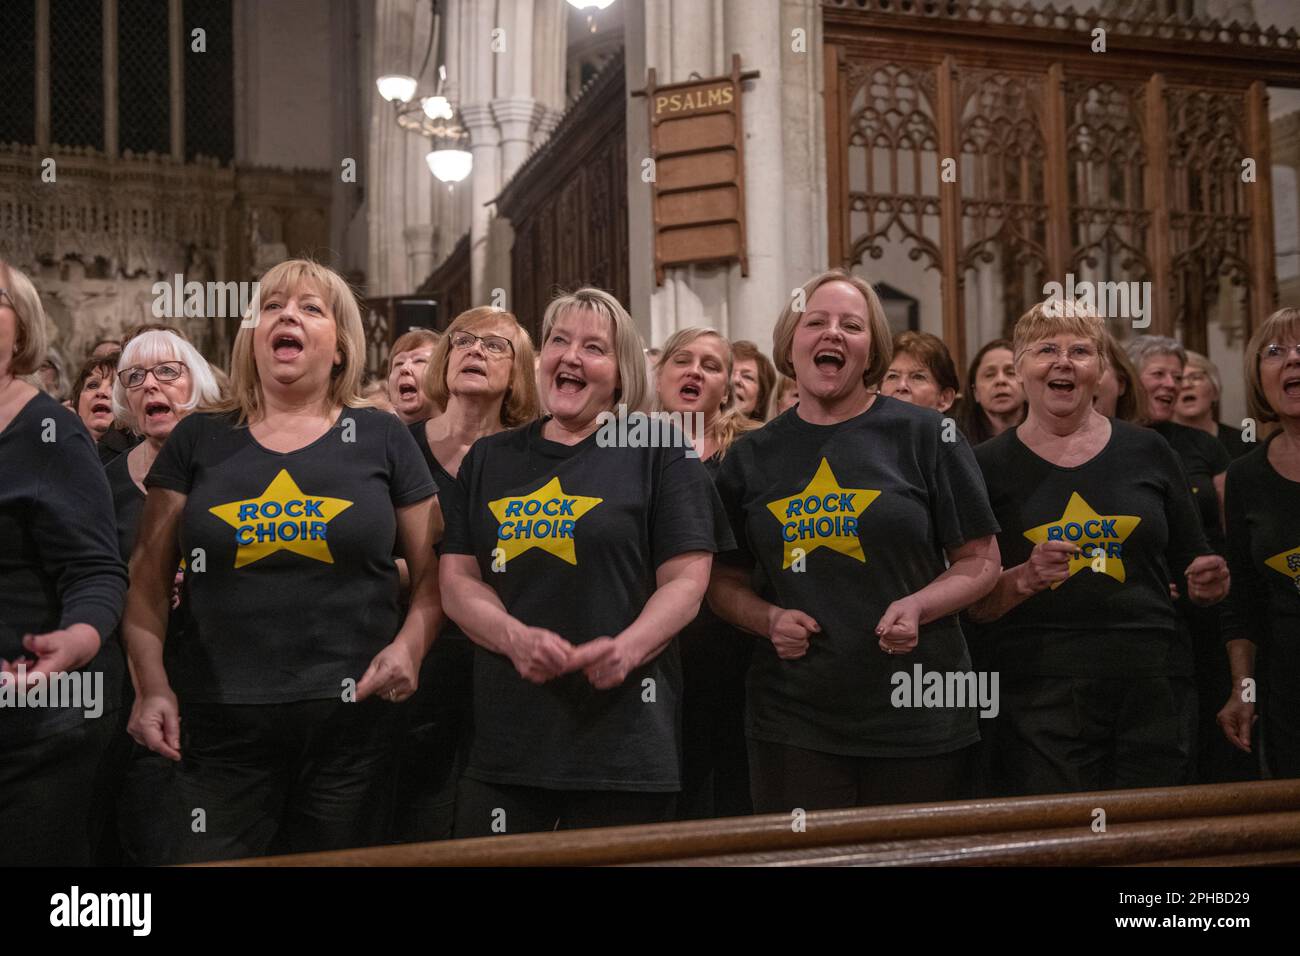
top-left (145, 407), bottom-right (435, 703)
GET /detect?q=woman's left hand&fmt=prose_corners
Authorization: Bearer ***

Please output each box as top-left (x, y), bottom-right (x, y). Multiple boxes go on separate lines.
top-left (1, 625), bottom-right (102, 683)
top-left (875, 597), bottom-right (922, 655)
top-left (1185, 554), bottom-right (1230, 606)
top-left (356, 640), bottom-right (420, 703)
top-left (568, 636), bottom-right (639, 691)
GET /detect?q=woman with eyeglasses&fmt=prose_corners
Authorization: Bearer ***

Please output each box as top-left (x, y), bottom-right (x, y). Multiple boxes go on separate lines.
top-left (391, 307), bottom-right (538, 843)
top-left (1218, 311), bottom-right (1300, 779)
top-left (968, 301), bottom-right (1228, 795)
top-left (439, 289), bottom-right (733, 834)
top-left (1176, 350), bottom-right (1252, 460)
top-left (879, 331), bottom-right (960, 414)
top-left (0, 262), bottom-right (128, 865)
top-left (100, 329), bottom-right (222, 864)
top-left (121, 259), bottom-right (440, 861)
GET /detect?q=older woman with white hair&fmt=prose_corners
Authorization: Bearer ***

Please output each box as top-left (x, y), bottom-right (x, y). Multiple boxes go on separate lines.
top-left (439, 288), bottom-right (733, 834)
top-left (1175, 350), bottom-right (1251, 460)
top-left (0, 261), bottom-right (127, 865)
top-left (122, 259), bottom-right (440, 862)
top-left (970, 303), bottom-right (1229, 795)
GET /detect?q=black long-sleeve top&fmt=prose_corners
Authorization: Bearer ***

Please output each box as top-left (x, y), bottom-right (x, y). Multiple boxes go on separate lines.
top-left (0, 391), bottom-right (128, 740)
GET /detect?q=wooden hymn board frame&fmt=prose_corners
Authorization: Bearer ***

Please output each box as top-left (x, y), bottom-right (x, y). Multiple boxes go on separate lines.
top-left (632, 54), bottom-right (759, 285)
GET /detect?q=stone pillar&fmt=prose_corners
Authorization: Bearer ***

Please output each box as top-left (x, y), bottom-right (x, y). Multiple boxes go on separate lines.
top-left (35, 0), bottom-right (50, 148)
top-left (461, 103), bottom-right (501, 304)
top-left (624, 0), bottom-right (826, 350)
top-left (493, 97), bottom-right (541, 180)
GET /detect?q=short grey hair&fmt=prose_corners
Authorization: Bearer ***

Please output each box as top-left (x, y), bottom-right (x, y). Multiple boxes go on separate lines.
top-left (112, 329), bottom-right (222, 431)
top-left (1126, 335), bottom-right (1186, 372)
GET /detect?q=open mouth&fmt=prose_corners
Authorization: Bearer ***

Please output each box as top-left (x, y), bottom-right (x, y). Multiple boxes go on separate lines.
top-left (90, 400), bottom-right (113, 416)
top-left (459, 362), bottom-right (487, 379)
top-left (814, 349), bottom-right (845, 371)
top-left (271, 329), bottom-right (304, 360)
top-left (1154, 392), bottom-right (1175, 408)
top-left (1283, 374), bottom-right (1300, 397)
top-left (554, 371), bottom-right (586, 394)
top-left (144, 400), bottom-right (172, 420)
top-left (679, 382), bottom-right (701, 401)
top-left (1047, 378), bottom-right (1075, 393)
top-left (397, 382), bottom-right (419, 400)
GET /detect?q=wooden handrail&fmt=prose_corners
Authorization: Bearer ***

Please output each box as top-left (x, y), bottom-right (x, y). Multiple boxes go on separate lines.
top-left (211, 779), bottom-right (1300, 867)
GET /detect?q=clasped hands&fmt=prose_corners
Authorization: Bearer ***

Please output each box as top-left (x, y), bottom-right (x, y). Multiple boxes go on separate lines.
top-left (506, 624), bottom-right (638, 690)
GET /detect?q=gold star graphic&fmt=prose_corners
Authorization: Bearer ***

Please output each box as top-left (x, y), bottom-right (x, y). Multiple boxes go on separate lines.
top-left (488, 476), bottom-right (603, 566)
top-left (765, 457), bottom-right (880, 570)
top-left (209, 469), bottom-right (354, 569)
top-left (1023, 491), bottom-right (1140, 587)
top-left (1264, 545), bottom-right (1300, 586)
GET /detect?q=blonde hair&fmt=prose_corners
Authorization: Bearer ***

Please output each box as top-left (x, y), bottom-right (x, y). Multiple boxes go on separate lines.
top-left (1012, 299), bottom-right (1108, 365)
top-left (1244, 307), bottom-right (1300, 423)
top-left (654, 326), bottom-right (756, 459)
top-left (1100, 330), bottom-right (1146, 424)
top-left (772, 269), bottom-right (892, 391)
top-left (214, 259), bottom-right (368, 424)
top-left (112, 329), bottom-right (223, 431)
top-left (2, 263), bottom-right (49, 377)
top-left (424, 306), bottom-right (539, 427)
top-left (1183, 349), bottom-right (1222, 419)
top-left (540, 288), bottom-right (647, 413)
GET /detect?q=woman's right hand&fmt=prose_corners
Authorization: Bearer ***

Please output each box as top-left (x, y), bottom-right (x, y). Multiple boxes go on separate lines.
top-left (505, 623), bottom-right (575, 684)
top-left (765, 607), bottom-right (820, 660)
top-left (1216, 693), bottom-right (1256, 753)
top-left (128, 686), bottom-right (183, 761)
top-left (1021, 540), bottom-right (1078, 592)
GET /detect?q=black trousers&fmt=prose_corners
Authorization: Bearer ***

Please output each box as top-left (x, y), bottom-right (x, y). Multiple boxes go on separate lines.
top-left (747, 738), bottom-right (975, 813)
top-left (389, 636), bottom-right (475, 843)
top-left (1187, 607), bottom-right (1259, 783)
top-left (0, 715), bottom-right (119, 866)
top-left (678, 625), bottom-right (752, 820)
top-left (997, 674), bottom-right (1195, 796)
top-left (453, 776), bottom-right (677, 837)
top-left (124, 698), bottom-right (398, 864)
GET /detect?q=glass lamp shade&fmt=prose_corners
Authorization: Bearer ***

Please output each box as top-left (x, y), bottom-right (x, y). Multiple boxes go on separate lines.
top-left (376, 74), bottom-right (418, 103)
top-left (566, 0), bottom-right (616, 9)
top-left (426, 148), bottom-right (473, 183)
top-left (422, 96), bottom-right (455, 120)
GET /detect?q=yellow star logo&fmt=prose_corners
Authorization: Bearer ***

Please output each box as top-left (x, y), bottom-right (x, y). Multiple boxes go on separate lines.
top-left (765, 457), bottom-right (880, 570)
top-left (1264, 545), bottom-right (1300, 585)
top-left (488, 476), bottom-right (603, 566)
top-left (209, 469), bottom-right (354, 569)
top-left (1023, 491), bottom-right (1141, 587)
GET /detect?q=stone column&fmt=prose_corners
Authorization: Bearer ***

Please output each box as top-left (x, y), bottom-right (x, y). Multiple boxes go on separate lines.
top-left (103, 0), bottom-right (118, 158)
top-left (36, 0), bottom-right (50, 148)
top-left (461, 103), bottom-right (501, 304)
top-left (169, 0), bottom-right (185, 161)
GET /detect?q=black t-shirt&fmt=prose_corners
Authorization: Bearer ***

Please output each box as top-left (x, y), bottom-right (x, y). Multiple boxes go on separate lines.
top-left (974, 420), bottom-right (1210, 678)
top-left (105, 450), bottom-right (145, 562)
top-left (0, 392), bottom-right (128, 740)
top-left (439, 417), bottom-right (735, 792)
top-left (145, 407), bottom-right (435, 703)
top-left (409, 420), bottom-right (467, 646)
top-left (1221, 438), bottom-right (1300, 728)
top-left (1217, 422), bottom-right (1253, 461)
top-left (713, 396), bottom-right (1000, 758)
top-left (1153, 420), bottom-right (1229, 551)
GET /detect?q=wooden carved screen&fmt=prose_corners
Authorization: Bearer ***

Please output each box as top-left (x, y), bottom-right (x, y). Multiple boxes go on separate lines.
top-left (824, 0), bottom-right (1300, 369)
top-left (496, 52), bottom-right (629, 344)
